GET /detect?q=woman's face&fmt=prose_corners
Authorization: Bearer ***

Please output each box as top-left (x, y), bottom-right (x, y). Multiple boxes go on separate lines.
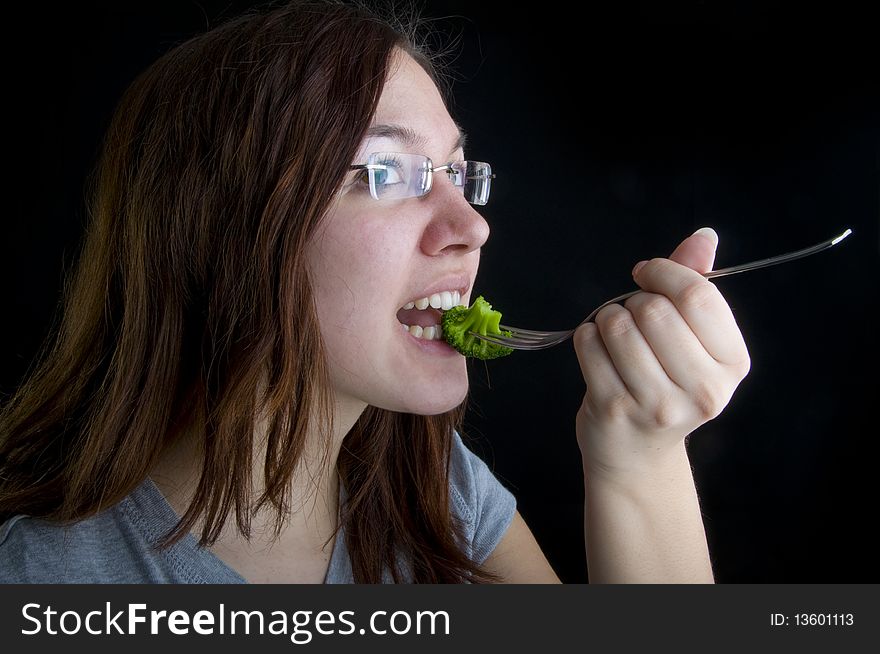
top-left (306, 49), bottom-right (490, 416)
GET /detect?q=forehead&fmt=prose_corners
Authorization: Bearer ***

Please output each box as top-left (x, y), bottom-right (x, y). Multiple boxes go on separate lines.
top-left (364, 49), bottom-right (464, 158)
top-left (375, 50), bottom-right (445, 116)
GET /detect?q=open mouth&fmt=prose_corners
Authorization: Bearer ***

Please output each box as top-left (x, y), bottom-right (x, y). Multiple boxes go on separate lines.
top-left (396, 289), bottom-right (464, 341)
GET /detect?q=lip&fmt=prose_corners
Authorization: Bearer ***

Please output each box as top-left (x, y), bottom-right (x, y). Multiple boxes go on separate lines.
top-left (399, 272), bottom-right (472, 309)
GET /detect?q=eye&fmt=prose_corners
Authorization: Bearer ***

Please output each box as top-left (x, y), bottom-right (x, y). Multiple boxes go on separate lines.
top-left (356, 155), bottom-right (405, 188)
top-left (354, 168), bottom-right (371, 187)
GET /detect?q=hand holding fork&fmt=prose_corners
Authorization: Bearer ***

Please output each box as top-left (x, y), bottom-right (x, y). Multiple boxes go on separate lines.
top-left (552, 227), bottom-right (852, 478)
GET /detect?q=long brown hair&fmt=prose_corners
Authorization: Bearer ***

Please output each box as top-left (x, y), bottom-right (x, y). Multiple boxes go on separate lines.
top-left (0, 0), bottom-right (500, 583)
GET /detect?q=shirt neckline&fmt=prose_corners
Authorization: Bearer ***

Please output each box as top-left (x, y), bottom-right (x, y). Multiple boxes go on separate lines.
top-left (136, 476), bottom-right (346, 584)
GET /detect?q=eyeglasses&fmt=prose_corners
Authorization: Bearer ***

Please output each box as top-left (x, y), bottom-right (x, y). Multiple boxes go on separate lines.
top-left (349, 152), bottom-right (496, 206)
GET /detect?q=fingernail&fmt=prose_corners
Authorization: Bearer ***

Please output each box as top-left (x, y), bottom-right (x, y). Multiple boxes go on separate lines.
top-left (632, 260), bottom-right (648, 277)
top-left (692, 227), bottom-right (719, 248)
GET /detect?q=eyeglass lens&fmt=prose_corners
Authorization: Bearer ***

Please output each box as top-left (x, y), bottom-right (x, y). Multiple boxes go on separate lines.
top-left (366, 152), bottom-right (492, 205)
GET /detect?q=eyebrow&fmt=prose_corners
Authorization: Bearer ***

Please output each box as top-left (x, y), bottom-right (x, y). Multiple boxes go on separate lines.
top-left (363, 122), bottom-right (468, 157)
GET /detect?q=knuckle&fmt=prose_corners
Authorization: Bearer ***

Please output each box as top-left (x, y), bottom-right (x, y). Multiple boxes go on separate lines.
top-left (573, 322), bottom-right (597, 348)
top-left (598, 305), bottom-right (637, 338)
top-left (604, 391), bottom-right (634, 422)
top-left (676, 280), bottom-right (719, 312)
top-left (636, 258), bottom-right (666, 279)
top-left (721, 337), bottom-right (751, 379)
top-left (692, 380), bottom-right (725, 421)
top-left (594, 304), bottom-right (617, 322)
top-left (586, 389), bottom-right (633, 424)
top-left (650, 392), bottom-right (682, 430)
top-left (733, 352), bottom-right (752, 379)
top-left (633, 294), bottom-right (676, 324)
top-left (622, 293), bottom-right (640, 312)
top-left (573, 323), bottom-right (604, 354)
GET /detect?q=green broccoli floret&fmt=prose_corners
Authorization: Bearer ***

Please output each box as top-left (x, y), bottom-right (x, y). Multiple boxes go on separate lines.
top-left (441, 295), bottom-right (514, 360)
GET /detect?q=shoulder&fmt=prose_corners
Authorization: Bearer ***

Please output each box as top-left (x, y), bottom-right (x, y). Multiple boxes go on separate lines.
top-left (0, 479), bottom-right (236, 584)
top-left (447, 430), bottom-right (517, 564)
top-left (446, 431), bottom-right (561, 583)
top-left (0, 513), bottom-right (116, 583)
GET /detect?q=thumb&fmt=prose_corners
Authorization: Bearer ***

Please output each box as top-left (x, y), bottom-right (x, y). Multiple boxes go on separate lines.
top-left (667, 227), bottom-right (718, 274)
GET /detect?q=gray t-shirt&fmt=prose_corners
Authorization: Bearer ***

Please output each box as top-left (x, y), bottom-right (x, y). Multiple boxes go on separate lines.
top-left (0, 431), bottom-right (515, 583)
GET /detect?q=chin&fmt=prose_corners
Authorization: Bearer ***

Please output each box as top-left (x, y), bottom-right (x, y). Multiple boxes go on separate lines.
top-left (381, 382), bottom-right (469, 416)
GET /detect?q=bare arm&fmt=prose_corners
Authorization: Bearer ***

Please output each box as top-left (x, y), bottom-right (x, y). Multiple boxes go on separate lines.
top-left (573, 228), bottom-right (749, 583)
top-left (482, 510), bottom-right (561, 583)
top-left (583, 441), bottom-right (713, 583)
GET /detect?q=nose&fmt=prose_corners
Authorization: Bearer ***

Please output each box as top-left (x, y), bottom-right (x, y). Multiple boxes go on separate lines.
top-left (419, 174), bottom-right (491, 256)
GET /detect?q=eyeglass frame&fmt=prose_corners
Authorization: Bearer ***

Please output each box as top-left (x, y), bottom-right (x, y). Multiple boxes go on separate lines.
top-left (348, 152), bottom-right (496, 205)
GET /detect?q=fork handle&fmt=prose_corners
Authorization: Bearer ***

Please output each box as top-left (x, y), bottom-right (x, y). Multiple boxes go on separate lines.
top-left (704, 228), bottom-right (852, 280)
top-left (579, 228), bottom-right (853, 326)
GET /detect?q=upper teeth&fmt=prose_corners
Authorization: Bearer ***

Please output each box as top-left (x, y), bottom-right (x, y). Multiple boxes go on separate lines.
top-left (402, 290), bottom-right (463, 312)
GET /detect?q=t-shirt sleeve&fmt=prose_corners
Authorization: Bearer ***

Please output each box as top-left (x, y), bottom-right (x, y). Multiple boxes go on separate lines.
top-left (448, 430), bottom-right (517, 565)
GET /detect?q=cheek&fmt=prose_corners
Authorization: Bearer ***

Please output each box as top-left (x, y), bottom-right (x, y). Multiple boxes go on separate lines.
top-left (324, 243), bottom-right (397, 315)
top-left (308, 208), bottom-right (417, 329)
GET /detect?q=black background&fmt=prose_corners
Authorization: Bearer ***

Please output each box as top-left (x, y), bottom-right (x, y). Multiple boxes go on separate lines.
top-left (3, 1), bottom-right (878, 583)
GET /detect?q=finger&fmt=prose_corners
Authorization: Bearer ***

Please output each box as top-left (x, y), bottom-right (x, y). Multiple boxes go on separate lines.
top-left (573, 322), bottom-right (630, 409)
top-left (623, 290), bottom-right (726, 398)
top-left (592, 303), bottom-right (676, 406)
top-left (632, 258), bottom-right (750, 366)
top-left (668, 227), bottom-right (718, 274)
top-left (625, 290), bottom-right (741, 422)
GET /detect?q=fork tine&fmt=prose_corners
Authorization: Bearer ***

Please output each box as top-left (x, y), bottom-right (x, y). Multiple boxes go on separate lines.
top-left (497, 330), bottom-right (558, 342)
top-left (468, 332), bottom-right (525, 347)
top-left (499, 324), bottom-right (572, 337)
top-left (471, 331), bottom-right (572, 350)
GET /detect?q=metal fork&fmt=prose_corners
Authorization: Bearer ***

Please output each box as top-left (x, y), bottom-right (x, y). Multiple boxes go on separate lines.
top-left (473, 228), bottom-right (853, 351)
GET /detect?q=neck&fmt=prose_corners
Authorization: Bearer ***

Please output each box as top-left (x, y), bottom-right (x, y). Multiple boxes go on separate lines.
top-left (149, 391), bottom-right (367, 548)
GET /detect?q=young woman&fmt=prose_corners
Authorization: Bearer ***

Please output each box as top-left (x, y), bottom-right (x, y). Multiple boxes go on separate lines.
top-left (0, 0), bottom-right (749, 583)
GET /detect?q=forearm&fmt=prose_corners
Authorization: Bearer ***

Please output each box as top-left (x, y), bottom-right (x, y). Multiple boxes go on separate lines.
top-left (583, 441), bottom-right (714, 584)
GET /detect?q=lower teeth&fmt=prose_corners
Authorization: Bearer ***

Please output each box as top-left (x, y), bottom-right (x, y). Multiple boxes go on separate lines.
top-left (401, 324), bottom-right (442, 340)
